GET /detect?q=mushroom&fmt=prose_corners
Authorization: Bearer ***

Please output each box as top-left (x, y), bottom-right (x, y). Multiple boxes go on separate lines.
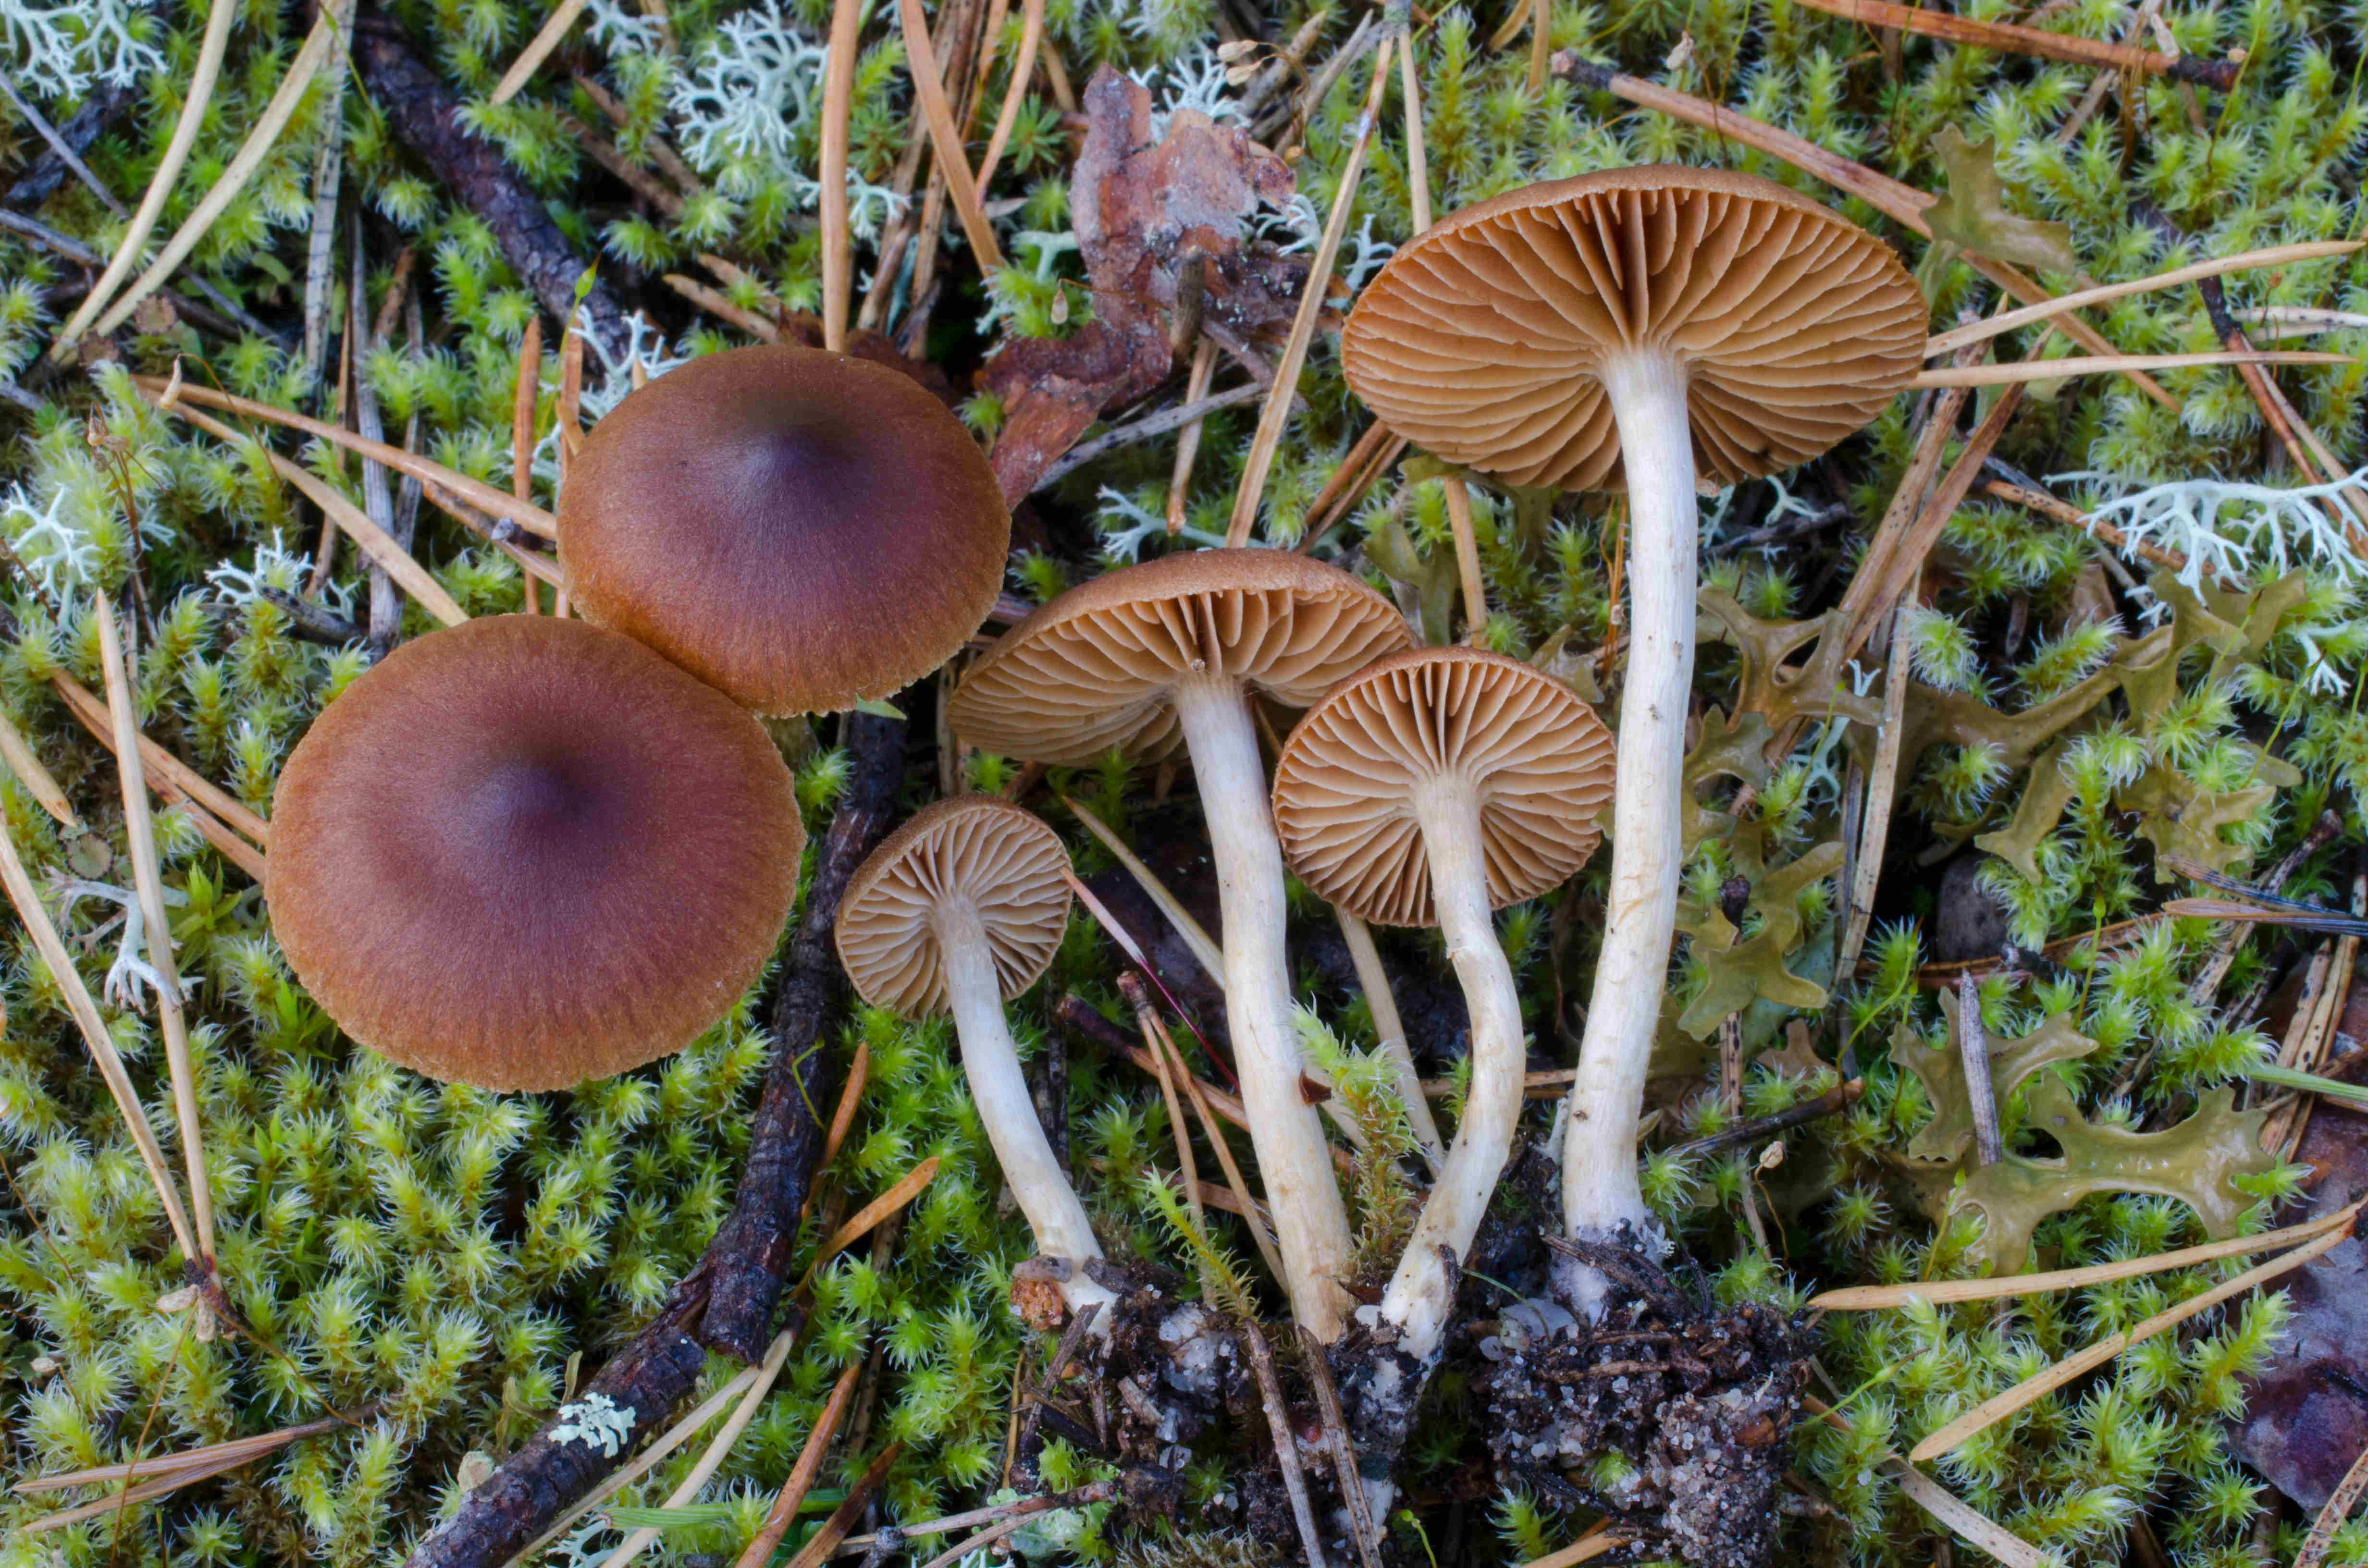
top-left (267, 616), bottom-right (803, 1091)
top-left (836, 796), bottom-right (1116, 1329)
top-left (1341, 168), bottom-right (1923, 1277)
top-left (948, 549), bottom-right (1411, 1339)
top-left (558, 344), bottom-right (1010, 715)
top-left (1271, 645), bottom-right (1614, 1367)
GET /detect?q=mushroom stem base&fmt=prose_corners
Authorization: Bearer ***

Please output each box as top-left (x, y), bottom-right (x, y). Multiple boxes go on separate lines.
top-left (940, 902), bottom-right (1117, 1326)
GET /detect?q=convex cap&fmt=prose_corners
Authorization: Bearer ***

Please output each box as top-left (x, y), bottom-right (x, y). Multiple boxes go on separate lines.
top-left (1272, 646), bottom-right (1615, 927)
top-left (1342, 166), bottom-right (1925, 491)
top-left (559, 345), bottom-right (1009, 714)
top-left (837, 796), bottom-right (1073, 1015)
top-left (267, 616), bottom-right (803, 1090)
top-left (948, 549), bottom-right (1410, 763)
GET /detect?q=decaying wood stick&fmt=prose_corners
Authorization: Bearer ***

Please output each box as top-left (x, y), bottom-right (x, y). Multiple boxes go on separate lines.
top-left (353, 15), bottom-right (629, 359)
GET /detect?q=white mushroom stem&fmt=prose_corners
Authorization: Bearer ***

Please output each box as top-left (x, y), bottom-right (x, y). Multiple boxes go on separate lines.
top-left (937, 899), bottom-right (1119, 1324)
top-left (1561, 350), bottom-right (1695, 1271)
top-left (1171, 672), bottom-right (1356, 1341)
top-left (1377, 778), bottom-right (1523, 1364)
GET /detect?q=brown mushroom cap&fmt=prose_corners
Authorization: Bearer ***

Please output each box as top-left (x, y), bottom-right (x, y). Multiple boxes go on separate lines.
top-left (947, 549), bottom-right (1411, 764)
top-left (836, 796), bottom-right (1072, 1016)
top-left (559, 344), bottom-right (1010, 715)
top-left (1341, 166), bottom-right (1926, 492)
top-left (266, 616), bottom-right (803, 1091)
top-left (1271, 646), bottom-right (1616, 927)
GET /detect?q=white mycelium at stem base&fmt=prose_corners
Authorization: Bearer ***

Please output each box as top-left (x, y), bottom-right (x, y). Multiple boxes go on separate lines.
top-left (936, 899), bottom-right (1118, 1323)
top-left (1560, 352), bottom-right (1697, 1257)
top-left (1172, 672), bottom-right (1356, 1341)
top-left (1376, 779), bottom-right (1524, 1361)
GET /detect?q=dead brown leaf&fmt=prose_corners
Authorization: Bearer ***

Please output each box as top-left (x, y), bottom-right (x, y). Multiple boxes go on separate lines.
top-left (976, 65), bottom-right (1321, 501)
top-left (1071, 64), bottom-right (1314, 357)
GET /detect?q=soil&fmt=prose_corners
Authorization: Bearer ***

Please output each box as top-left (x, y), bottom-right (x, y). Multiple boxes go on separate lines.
top-left (1481, 1234), bottom-right (1806, 1568)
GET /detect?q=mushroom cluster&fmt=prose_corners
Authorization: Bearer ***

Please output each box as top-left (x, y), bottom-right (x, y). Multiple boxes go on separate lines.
top-left (269, 344), bottom-right (1011, 1090)
top-left (1346, 165), bottom-right (1922, 1290)
top-left (1342, 165), bottom-right (1922, 1558)
top-left (263, 164), bottom-right (1917, 1553)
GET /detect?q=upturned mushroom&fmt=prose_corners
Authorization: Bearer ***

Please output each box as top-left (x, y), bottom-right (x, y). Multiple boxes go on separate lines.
top-left (1271, 646), bottom-right (1613, 1378)
top-left (558, 344), bottom-right (1010, 715)
top-left (837, 797), bottom-right (1115, 1329)
top-left (1342, 167), bottom-right (1922, 1282)
top-left (948, 550), bottom-right (1411, 1339)
top-left (267, 616), bottom-right (803, 1091)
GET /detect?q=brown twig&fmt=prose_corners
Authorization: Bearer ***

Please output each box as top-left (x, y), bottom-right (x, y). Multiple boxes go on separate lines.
top-left (818, 0), bottom-right (862, 349)
top-left (1670, 1079), bottom-right (1864, 1159)
top-left (1845, 383), bottom-right (2027, 660)
top-left (896, 0), bottom-right (1005, 270)
top-left (1036, 380), bottom-right (1264, 490)
top-left (701, 710), bottom-right (906, 1357)
top-left (1787, 0), bottom-right (2238, 86)
top-left (1301, 1325), bottom-right (1384, 1568)
top-left (48, 674), bottom-right (268, 847)
top-left (733, 1360), bottom-right (863, 1568)
top-left (1294, 421), bottom-right (1406, 555)
top-left (1239, 1314), bottom-right (1330, 1568)
top-left (784, 1444), bottom-right (904, 1568)
top-left (131, 374), bottom-right (556, 539)
top-left (1228, 36), bottom-right (1393, 546)
top-left (2299, 1432), bottom-right (2368, 1568)
top-left (94, 596), bottom-right (218, 1267)
top-left (1977, 476), bottom-right (2194, 575)
top-left (975, 0), bottom-right (1046, 190)
top-left (1548, 51), bottom-right (2175, 410)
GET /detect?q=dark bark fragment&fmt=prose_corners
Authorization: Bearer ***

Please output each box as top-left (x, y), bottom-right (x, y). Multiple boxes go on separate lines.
top-left (701, 709), bottom-right (909, 1360)
top-left (4, 81), bottom-right (135, 211)
top-left (352, 15), bottom-right (630, 359)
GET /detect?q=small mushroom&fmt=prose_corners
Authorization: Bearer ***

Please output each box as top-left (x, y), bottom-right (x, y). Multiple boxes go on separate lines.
top-left (558, 344), bottom-right (1010, 715)
top-left (836, 796), bottom-right (1116, 1328)
top-left (1271, 645), bottom-right (1614, 1366)
top-left (267, 616), bottom-right (803, 1091)
top-left (948, 549), bottom-right (1411, 1339)
top-left (1342, 168), bottom-right (1923, 1273)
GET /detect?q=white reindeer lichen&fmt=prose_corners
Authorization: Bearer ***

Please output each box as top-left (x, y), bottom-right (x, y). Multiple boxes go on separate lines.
top-left (584, 0), bottom-right (663, 53)
top-left (1130, 44), bottom-right (1242, 137)
top-left (1, 0), bottom-right (164, 99)
top-left (0, 482), bottom-right (97, 600)
top-left (667, 0), bottom-right (826, 169)
top-left (204, 529), bottom-right (354, 617)
top-left (1093, 486), bottom-right (1225, 560)
top-left (548, 1392), bottom-right (635, 1456)
top-left (2057, 465), bottom-right (2368, 589)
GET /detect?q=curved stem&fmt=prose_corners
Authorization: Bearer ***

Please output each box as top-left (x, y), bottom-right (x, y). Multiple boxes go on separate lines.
top-left (1379, 783), bottom-right (1522, 1363)
top-left (1561, 352), bottom-right (1696, 1254)
top-left (939, 902), bottom-right (1116, 1321)
top-left (1172, 674), bottom-right (1354, 1340)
